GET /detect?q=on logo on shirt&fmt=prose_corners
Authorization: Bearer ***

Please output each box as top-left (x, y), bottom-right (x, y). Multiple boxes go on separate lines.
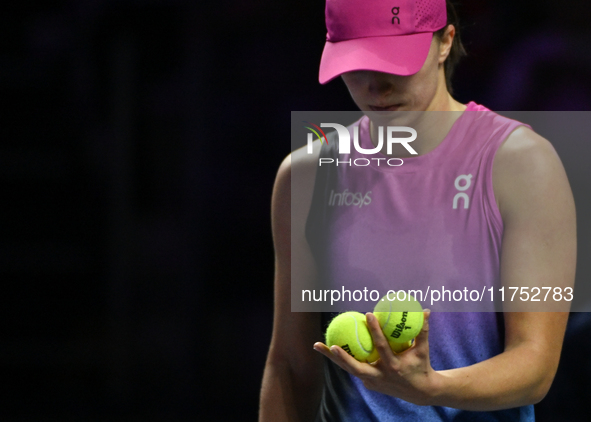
top-left (453, 174), bottom-right (472, 209)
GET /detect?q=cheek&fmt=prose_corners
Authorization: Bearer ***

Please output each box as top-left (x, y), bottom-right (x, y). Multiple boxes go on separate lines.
top-left (412, 57), bottom-right (440, 97)
top-left (342, 76), bottom-right (369, 106)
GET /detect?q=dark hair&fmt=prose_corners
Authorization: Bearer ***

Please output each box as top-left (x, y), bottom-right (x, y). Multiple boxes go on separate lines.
top-left (434, 0), bottom-right (466, 94)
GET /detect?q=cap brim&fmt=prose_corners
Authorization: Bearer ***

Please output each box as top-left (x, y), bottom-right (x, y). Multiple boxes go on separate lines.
top-left (319, 32), bottom-right (433, 84)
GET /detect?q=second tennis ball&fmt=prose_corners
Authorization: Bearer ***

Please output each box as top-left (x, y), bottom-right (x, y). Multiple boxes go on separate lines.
top-left (374, 292), bottom-right (424, 349)
top-left (325, 312), bottom-right (379, 363)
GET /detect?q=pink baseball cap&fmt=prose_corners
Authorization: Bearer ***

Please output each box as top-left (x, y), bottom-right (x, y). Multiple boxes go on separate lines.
top-left (319, 0), bottom-right (447, 84)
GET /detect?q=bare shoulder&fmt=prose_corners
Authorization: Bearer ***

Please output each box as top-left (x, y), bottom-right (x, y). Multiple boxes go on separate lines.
top-left (492, 126), bottom-right (575, 314)
top-left (493, 126), bottom-right (562, 179)
top-left (492, 125), bottom-right (573, 220)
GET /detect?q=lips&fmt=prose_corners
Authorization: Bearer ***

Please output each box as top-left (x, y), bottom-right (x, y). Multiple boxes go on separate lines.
top-left (369, 104), bottom-right (401, 111)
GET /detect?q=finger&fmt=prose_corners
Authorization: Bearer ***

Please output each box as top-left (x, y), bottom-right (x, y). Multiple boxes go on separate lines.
top-left (313, 341), bottom-right (347, 361)
top-left (365, 312), bottom-right (398, 364)
top-left (413, 309), bottom-right (431, 354)
top-left (313, 342), bottom-right (377, 378)
top-left (329, 345), bottom-right (375, 376)
top-left (313, 341), bottom-right (332, 357)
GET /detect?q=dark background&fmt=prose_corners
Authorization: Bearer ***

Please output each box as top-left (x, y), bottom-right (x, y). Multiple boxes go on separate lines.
top-left (1, 0), bottom-right (590, 420)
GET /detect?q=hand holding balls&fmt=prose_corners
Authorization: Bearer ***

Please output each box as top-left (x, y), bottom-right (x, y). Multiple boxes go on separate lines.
top-left (325, 293), bottom-right (425, 362)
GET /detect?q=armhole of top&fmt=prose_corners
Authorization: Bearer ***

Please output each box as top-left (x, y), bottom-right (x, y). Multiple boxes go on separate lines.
top-left (304, 130), bottom-right (339, 253)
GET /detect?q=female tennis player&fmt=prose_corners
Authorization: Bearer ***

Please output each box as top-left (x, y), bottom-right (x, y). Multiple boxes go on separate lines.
top-left (260, 0), bottom-right (576, 420)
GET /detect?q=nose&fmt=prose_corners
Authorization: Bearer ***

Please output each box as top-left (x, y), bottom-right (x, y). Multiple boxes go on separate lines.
top-left (362, 71), bottom-right (395, 97)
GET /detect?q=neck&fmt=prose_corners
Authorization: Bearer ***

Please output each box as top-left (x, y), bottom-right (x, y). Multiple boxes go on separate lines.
top-left (425, 71), bottom-right (467, 112)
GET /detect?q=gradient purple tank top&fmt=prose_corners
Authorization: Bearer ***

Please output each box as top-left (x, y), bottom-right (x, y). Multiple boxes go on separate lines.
top-left (307, 102), bottom-right (535, 421)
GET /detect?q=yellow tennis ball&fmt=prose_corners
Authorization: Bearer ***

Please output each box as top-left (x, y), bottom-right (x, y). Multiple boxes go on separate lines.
top-left (325, 312), bottom-right (379, 363)
top-left (374, 292), bottom-right (424, 349)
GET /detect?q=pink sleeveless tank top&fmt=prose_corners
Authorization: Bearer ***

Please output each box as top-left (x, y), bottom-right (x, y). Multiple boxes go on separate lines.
top-left (307, 102), bottom-right (534, 421)
top-left (307, 101), bottom-right (529, 313)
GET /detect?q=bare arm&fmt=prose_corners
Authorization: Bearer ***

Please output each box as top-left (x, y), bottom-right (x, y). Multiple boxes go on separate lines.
top-left (313, 126), bottom-right (576, 411)
top-left (260, 146), bottom-right (325, 421)
top-left (431, 126), bottom-right (576, 409)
